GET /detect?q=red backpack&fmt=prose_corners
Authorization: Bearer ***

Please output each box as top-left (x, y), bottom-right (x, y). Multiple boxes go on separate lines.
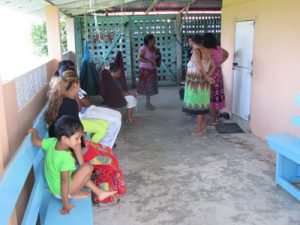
top-left (82, 139), bottom-right (126, 205)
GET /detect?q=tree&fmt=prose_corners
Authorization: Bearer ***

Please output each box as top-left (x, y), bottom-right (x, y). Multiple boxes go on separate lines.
top-left (31, 17), bottom-right (67, 57)
top-left (31, 22), bottom-right (48, 56)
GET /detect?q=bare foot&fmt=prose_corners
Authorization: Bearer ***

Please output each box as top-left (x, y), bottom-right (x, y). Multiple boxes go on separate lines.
top-left (72, 190), bottom-right (91, 199)
top-left (145, 104), bottom-right (155, 110)
top-left (131, 116), bottom-right (138, 122)
top-left (126, 117), bottom-right (138, 124)
top-left (97, 191), bottom-right (118, 201)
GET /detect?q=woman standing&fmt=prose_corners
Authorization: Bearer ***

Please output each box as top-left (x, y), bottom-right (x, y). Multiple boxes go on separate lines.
top-left (202, 33), bottom-right (229, 124)
top-left (183, 35), bottom-right (216, 135)
top-left (138, 34), bottom-right (161, 110)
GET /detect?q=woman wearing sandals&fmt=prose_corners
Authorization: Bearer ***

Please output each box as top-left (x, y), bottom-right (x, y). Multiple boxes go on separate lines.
top-left (183, 34), bottom-right (216, 136)
top-left (138, 34), bottom-right (161, 110)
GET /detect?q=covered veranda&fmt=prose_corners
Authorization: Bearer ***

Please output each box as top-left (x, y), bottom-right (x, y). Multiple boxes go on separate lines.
top-left (1, 0), bottom-right (300, 225)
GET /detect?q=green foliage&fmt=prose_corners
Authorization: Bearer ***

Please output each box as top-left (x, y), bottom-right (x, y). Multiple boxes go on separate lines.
top-left (31, 23), bottom-right (48, 56)
top-left (30, 17), bottom-right (68, 57)
top-left (60, 19), bottom-right (67, 53)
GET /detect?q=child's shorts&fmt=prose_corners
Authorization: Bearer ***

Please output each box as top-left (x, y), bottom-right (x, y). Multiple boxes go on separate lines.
top-left (53, 194), bottom-right (72, 199)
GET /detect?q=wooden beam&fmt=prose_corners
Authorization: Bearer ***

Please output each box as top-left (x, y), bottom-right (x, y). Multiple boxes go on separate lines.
top-left (43, 0), bottom-right (73, 17)
top-left (145, 0), bottom-right (159, 15)
top-left (180, 0), bottom-right (196, 33)
top-left (180, 0), bottom-right (196, 14)
top-left (58, 0), bottom-right (137, 11)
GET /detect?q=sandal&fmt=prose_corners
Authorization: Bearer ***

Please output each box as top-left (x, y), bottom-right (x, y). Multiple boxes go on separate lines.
top-left (211, 119), bottom-right (219, 125)
top-left (191, 131), bottom-right (203, 136)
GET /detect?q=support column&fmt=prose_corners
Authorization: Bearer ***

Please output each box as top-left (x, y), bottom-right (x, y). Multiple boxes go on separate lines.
top-left (66, 17), bottom-right (76, 52)
top-left (44, 5), bottom-right (62, 61)
top-left (0, 84), bottom-right (9, 173)
top-left (176, 14), bottom-right (183, 84)
top-left (0, 83), bottom-right (17, 225)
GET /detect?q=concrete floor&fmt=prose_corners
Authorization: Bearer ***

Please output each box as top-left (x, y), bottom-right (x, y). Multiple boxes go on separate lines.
top-left (94, 86), bottom-right (300, 225)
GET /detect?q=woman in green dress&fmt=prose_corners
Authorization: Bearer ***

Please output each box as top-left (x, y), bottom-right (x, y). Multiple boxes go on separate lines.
top-left (183, 35), bottom-right (216, 136)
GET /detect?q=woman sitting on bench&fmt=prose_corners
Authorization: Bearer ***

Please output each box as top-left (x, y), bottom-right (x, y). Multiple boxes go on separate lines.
top-left (45, 70), bottom-right (108, 164)
top-left (55, 60), bottom-right (122, 149)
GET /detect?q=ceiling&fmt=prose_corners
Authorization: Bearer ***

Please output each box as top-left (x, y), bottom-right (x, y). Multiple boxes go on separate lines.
top-left (0, 0), bottom-right (221, 17)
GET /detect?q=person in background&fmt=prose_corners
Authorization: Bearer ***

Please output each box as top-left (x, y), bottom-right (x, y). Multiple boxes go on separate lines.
top-left (187, 35), bottom-right (193, 61)
top-left (29, 115), bottom-right (117, 215)
top-left (179, 35), bottom-right (194, 100)
top-left (100, 63), bottom-right (138, 124)
top-left (55, 60), bottom-right (122, 149)
top-left (202, 33), bottom-right (229, 125)
top-left (138, 34), bottom-right (161, 110)
top-left (183, 34), bottom-right (216, 136)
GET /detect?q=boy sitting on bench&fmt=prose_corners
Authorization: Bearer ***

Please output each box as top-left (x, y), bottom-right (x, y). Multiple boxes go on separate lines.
top-left (29, 115), bottom-right (117, 215)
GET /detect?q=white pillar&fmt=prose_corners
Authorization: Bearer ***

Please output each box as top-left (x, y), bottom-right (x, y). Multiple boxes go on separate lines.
top-left (0, 84), bottom-right (9, 173)
top-left (66, 17), bottom-right (76, 53)
top-left (44, 5), bottom-right (62, 61)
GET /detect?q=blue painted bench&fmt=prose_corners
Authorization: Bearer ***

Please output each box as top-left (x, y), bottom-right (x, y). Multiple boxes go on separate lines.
top-left (266, 93), bottom-right (300, 201)
top-left (0, 106), bottom-right (93, 225)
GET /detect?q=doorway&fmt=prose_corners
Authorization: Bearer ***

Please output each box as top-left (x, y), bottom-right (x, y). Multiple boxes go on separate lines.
top-left (232, 20), bottom-right (255, 131)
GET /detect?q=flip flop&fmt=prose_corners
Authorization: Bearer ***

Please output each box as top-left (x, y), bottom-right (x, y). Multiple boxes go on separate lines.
top-left (191, 132), bottom-right (203, 136)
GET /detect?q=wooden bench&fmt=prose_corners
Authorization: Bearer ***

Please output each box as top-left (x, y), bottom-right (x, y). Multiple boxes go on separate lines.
top-left (0, 106), bottom-right (93, 225)
top-left (266, 93), bottom-right (300, 201)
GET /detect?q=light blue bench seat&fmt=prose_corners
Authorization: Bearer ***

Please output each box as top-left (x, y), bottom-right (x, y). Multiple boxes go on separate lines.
top-left (0, 106), bottom-right (93, 225)
top-left (266, 93), bottom-right (300, 201)
top-left (266, 133), bottom-right (300, 201)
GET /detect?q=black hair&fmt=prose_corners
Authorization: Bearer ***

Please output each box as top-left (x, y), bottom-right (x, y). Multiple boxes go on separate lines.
top-left (109, 62), bottom-right (121, 73)
top-left (191, 34), bottom-right (203, 45)
top-left (144, 34), bottom-right (155, 45)
top-left (55, 60), bottom-right (75, 76)
top-left (54, 115), bottom-right (83, 140)
top-left (187, 35), bottom-right (193, 40)
top-left (202, 33), bottom-right (218, 48)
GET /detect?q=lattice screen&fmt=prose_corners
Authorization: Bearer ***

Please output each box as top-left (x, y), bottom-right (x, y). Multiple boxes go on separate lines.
top-left (130, 16), bottom-right (177, 86)
top-left (182, 14), bottom-right (221, 79)
top-left (79, 17), bottom-right (132, 77)
top-left (76, 14), bottom-right (221, 87)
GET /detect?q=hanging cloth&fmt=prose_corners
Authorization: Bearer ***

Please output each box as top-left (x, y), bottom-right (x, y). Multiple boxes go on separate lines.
top-left (114, 51), bottom-right (128, 92)
top-left (80, 41), bottom-right (99, 95)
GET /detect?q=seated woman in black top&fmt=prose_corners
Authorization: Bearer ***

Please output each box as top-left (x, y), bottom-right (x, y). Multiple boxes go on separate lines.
top-left (45, 70), bottom-right (109, 164)
top-left (54, 60), bottom-right (122, 149)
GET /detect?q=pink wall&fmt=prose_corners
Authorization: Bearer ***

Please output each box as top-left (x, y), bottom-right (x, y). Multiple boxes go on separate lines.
top-left (0, 60), bottom-right (56, 168)
top-left (0, 59), bottom-right (57, 225)
top-left (221, 0), bottom-right (300, 138)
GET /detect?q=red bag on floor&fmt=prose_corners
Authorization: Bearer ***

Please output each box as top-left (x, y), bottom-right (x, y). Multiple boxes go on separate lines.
top-left (81, 139), bottom-right (126, 205)
top-left (94, 165), bottom-right (126, 204)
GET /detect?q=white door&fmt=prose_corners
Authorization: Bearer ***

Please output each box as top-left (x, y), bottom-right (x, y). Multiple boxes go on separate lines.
top-left (232, 20), bottom-right (255, 122)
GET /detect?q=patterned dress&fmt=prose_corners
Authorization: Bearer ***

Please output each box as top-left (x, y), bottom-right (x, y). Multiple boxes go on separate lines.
top-left (209, 46), bottom-right (226, 110)
top-left (183, 59), bottom-right (211, 115)
top-left (137, 45), bottom-right (158, 96)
